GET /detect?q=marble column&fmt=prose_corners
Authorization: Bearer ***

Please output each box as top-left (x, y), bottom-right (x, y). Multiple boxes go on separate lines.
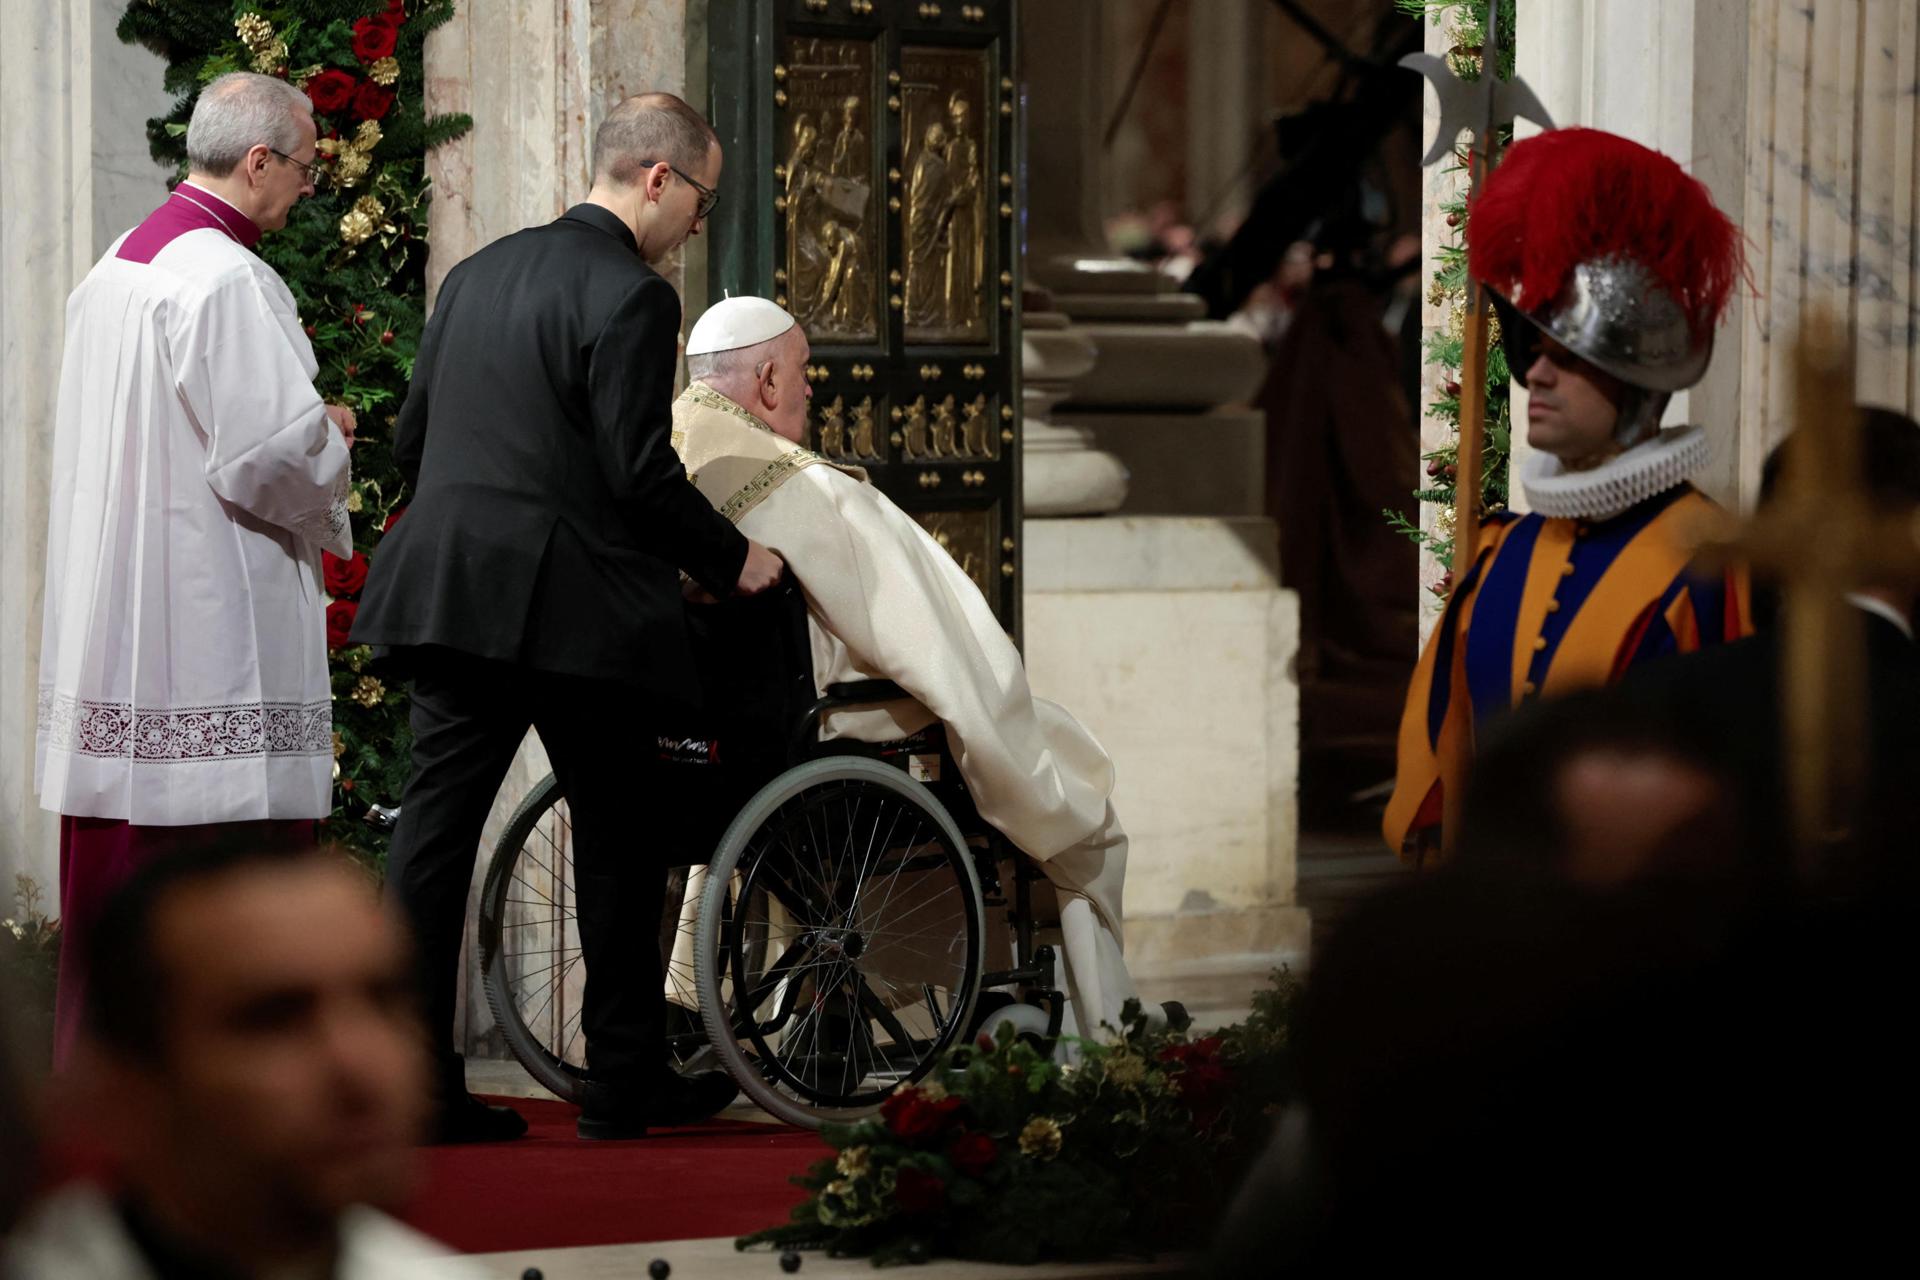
top-left (0, 0), bottom-right (170, 896)
top-left (422, 0), bottom-right (691, 1058)
top-left (1022, 0), bottom-right (1308, 1013)
top-left (1024, 0), bottom-right (1269, 519)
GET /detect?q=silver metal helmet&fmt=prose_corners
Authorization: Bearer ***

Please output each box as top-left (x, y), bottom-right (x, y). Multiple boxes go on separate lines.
top-left (1493, 254), bottom-right (1712, 395)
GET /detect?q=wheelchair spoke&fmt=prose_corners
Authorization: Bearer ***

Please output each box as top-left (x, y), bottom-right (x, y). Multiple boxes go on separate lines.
top-left (522, 953), bottom-right (584, 1032)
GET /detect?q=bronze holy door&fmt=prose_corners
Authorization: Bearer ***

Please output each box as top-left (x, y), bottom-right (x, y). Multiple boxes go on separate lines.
top-left (708, 0), bottom-right (1023, 632)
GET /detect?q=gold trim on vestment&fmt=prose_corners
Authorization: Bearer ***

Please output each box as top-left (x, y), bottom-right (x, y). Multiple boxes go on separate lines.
top-left (673, 381), bottom-right (866, 522)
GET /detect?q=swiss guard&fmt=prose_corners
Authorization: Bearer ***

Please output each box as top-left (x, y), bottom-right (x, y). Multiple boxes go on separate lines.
top-left (1385, 127), bottom-right (1751, 862)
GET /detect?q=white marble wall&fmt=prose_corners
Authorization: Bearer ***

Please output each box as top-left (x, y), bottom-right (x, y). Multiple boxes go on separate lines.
top-left (424, 0), bottom-right (691, 300)
top-left (1505, 0), bottom-right (1920, 515)
top-left (0, 0), bottom-right (170, 894)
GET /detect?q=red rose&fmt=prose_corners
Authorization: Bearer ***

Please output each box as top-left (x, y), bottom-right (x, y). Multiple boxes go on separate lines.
top-left (946, 1131), bottom-right (997, 1178)
top-left (352, 17), bottom-right (399, 62)
top-left (382, 506), bottom-right (406, 532)
top-left (352, 82), bottom-right (395, 121)
top-left (383, 0), bottom-right (407, 20)
top-left (306, 70), bottom-right (357, 115)
top-left (326, 599), bottom-right (358, 649)
top-left (323, 550), bottom-right (370, 598)
top-left (892, 1166), bottom-right (946, 1215)
top-left (880, 1088), bottom-right (964, 1144)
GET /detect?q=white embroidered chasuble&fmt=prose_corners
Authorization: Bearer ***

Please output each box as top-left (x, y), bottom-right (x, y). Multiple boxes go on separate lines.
top-left (672, 383), bottom-right (1138, 1035)
top-left (36, 199), bottom-right (351, 825)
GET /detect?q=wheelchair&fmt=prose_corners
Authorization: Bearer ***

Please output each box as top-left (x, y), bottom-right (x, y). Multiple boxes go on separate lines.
top-left (475, 582), bottom-right (1066, 1129)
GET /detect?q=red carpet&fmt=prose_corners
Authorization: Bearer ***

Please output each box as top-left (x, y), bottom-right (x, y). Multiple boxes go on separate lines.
top-left (401, 1096), bottom-right (829, 1254)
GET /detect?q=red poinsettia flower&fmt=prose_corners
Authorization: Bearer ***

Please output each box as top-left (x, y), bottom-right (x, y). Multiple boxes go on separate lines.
top-left (880, 1088), bottom-right (964, 1144)
top-left (946, 1131), bottom-right (997, 1178)
top-left (892, 1166), bottom-right (947, 1214)
top-left (1157, 1037), bottom-right (1235, 1129)
top-left (323, 550), bottom-right (370, 598)
top-left (352, 17), bottom-right (400, 62)
top-left (306, 70), bottom-right (357, 115)
top-left (352, 82), bottom-right (395, 122)
top-left (326, 599), bottom-right (359, 649)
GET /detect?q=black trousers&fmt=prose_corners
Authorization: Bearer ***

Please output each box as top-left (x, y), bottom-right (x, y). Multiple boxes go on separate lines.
top-left (387, 648), bottom-right (678, 1087)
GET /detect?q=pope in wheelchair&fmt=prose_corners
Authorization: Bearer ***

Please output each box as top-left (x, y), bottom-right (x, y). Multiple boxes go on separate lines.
top-left (479, 297), bottom-right (1173, 1128)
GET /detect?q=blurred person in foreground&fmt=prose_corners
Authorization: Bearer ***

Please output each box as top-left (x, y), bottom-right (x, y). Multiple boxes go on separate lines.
top-left (1621, 408), bottom-right (1920, 894)
top-left (3, 843), bottom-right (474, 1279)
top-left (1214, 690), bottom-right (1907, 1273)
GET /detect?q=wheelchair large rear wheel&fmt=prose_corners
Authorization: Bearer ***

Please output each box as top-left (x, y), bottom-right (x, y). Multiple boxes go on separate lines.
top-left (694, 756), bottom-right (984, 1129)
top-left (478, 774), bottom-right (763, 1103)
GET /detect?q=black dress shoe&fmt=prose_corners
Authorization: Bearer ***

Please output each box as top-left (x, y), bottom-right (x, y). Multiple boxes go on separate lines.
top-left (430, 1092), bottom-right (529, 1144)
top-left (576, 1069), bottom-right (739, 1140)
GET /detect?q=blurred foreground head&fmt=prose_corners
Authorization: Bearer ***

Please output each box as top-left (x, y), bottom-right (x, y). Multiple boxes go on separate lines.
top-left (76, 843), bottom-right (428, 1242)
top-left (1458, 687), bottom-right (1742, 889)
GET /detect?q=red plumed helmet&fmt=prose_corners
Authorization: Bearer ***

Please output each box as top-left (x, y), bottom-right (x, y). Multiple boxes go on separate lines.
top-left (1467, 128), bottom-right (1745, 392)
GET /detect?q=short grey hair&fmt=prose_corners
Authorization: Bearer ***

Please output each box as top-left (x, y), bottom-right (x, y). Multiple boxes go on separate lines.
top-left (687, 335), bottom-right (781, 386)
top-left (593, 92), bottom-right (718, 187)
top-left (187, 73), bottom-right (312, 178)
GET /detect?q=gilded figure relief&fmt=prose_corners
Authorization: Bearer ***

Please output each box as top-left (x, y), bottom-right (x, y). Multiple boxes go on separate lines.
top-left (782, 38), bottom-right (878, 344)
top-left (899, 393), bottom-right (995, 462)
top-left (810, 393), bottom-right (884, 464)
top-left (912, 509), bottom-right (994, 597)
top-left (901, 47), bottom-right (990, 343)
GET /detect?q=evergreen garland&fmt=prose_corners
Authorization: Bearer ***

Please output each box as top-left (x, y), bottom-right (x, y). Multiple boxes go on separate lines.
top-left (119, 1), bottom-right (472, 865)
top-left (1389, 0), bottom-right (1517, 590)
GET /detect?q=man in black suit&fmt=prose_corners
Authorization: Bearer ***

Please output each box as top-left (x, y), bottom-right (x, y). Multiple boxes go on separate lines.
top-left (353, 93), bottom-right (784, 1142)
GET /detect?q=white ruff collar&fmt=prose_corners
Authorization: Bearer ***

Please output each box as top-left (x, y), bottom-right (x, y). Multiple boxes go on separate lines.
top-left (1519, 426), bottom-right (1710, 520)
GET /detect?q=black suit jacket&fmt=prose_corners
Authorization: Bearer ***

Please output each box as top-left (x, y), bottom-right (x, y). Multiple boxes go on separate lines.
top-left (352, 205), bottom-right (747, 698)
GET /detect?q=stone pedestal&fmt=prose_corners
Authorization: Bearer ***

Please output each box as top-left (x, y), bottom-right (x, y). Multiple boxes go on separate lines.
top-left (1023, 518), bottom-right (1310, 1022)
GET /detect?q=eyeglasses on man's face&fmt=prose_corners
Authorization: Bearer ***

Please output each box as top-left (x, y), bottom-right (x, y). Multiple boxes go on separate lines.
top-left (269, 148), bottom-right (327, 189)
top-left (650, 161), bottom-right (719, 219)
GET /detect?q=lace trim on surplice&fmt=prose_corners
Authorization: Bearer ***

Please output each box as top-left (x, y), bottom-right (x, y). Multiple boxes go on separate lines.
top-left (37, 689), bottom-right (333, 762)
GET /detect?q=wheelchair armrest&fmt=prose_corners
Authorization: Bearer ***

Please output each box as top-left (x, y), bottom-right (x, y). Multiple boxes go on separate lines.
top-left (823, 679), bottom-right (909, 704)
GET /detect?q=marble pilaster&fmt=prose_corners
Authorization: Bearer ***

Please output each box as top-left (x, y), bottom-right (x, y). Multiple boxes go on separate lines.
top-left (0, 0), bottom-right (170, 894)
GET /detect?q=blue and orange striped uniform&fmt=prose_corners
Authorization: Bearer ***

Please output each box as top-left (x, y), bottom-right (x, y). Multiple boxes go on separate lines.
top-left (1384, 483), bottom-right (1751, 858)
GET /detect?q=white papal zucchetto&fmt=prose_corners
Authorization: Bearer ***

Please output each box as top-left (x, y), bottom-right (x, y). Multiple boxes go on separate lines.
top-left (685, 295), bottom-right (795, 356)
